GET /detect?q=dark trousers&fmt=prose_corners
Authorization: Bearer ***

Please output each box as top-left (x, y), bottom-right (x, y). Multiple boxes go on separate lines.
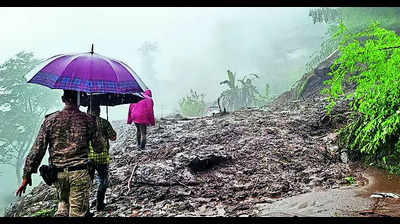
top-left (89, 164), bottom-right (109, 206)
top-left (135, 123), bottom-right (147, 149)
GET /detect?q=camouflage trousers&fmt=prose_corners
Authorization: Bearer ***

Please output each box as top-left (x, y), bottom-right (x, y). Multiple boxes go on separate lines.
top-left (54, 169), bottom-right (90, 217)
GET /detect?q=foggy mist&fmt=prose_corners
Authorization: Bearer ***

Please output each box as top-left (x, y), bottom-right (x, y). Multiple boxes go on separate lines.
top-left (0, 7), bottom-right (328, 214)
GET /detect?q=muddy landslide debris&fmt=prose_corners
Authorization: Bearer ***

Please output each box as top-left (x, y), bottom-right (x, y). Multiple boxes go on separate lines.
top-left (5, 96), bottom-right (353, 217)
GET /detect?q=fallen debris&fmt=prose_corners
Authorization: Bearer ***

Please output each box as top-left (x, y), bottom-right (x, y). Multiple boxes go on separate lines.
top-left (5, 94), bottom-right (354, 217)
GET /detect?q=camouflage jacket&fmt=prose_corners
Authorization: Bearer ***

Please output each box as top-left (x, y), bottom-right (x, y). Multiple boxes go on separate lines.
top-left (22, 106), bottom-right (105, 179)
top-left (88, 116), bottom-right (117, 164)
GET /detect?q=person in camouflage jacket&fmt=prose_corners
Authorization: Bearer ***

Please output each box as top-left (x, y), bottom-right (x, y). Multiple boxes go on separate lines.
top-left (16, 90), bottom-right (105, 217)
top-left (87, 104), bottom-right (116, 211)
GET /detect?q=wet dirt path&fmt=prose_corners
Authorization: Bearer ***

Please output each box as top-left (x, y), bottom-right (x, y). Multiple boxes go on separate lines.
top-left (255, 186), bottom-right (371, 217)
top-left (348, 166), bottom-right (400, 217)
top-left (358, 167), bottom-right (400, 197)
top-left (255, 164), bottom-right (400, 217)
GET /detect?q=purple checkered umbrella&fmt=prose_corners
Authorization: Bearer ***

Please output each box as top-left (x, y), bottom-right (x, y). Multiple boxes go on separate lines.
top-left (25, 45), bottom-right (148, 94)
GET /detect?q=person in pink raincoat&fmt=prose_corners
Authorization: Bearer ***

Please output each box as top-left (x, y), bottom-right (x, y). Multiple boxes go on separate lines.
top-left (127, 89), bottom-right (155, 150)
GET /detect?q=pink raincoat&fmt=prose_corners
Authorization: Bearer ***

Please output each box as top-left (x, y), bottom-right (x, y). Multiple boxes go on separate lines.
top-left (127, 89), bottom-right (155, 126)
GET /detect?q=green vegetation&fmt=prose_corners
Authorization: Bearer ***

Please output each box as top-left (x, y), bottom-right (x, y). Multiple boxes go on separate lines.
top-left (344, 176), bottom-right (355, 185)
top-left (322, 22), bottom-right (400, 174)
top-left (296, 76), bottom-right (310, 100)
top-left (218, 70), bottom-right (270, 111)
top-left (179, 89), bottom-right (206, 117)
top-left (31, 208), bottom-right (56, 217)
top-left (0, 52), bottom-right (61, 184)
top-left (179, 70), bottom-right (271, 116)
top-left (254, 83), bottom-right (271, 107)
top-left (306, 7), bottom-right (400, 73)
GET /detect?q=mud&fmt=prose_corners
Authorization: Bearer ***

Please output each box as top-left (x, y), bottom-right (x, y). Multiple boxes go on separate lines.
top-left (6, 45), bottom-right (400, 217)
top-left (6, 99), bottom-right (400, 217)
top-left (5, 95), bottom-right (359, 217)
top-left (253, 164), bottom-right (400, 217)
top-left (345, 165), bottom-right (400, 217)
top-left (255, 187), bottom-right (372, 217)
top-left (359, 167), bottom-right (400, 197)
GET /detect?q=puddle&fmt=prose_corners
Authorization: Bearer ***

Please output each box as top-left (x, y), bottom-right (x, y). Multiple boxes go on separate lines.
top-left (256, 165), bottom-right (400, 217)
top-left (355, 166), bottom-right (400, 197)
top-left (352, 166), bottom-right (400, 217)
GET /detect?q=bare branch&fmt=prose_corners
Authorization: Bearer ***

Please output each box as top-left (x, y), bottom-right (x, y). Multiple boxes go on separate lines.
top-left (127, 165), bottom-right (138, 193)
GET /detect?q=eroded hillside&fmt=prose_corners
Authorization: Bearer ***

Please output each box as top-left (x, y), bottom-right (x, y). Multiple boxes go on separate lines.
top-left (5, 93), bottom-right (354, 217)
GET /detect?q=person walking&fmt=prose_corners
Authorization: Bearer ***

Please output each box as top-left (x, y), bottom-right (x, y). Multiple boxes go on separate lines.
top-left (87, 104), bottom-right (117, 211)
top-left (16, 90), bottom-right (105, 217)
top-left (127, 89), bottom-right (155, 150)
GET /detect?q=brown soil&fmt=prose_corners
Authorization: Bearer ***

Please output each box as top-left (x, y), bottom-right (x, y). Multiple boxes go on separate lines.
top-left (5, 95), bottom-right (357, 217)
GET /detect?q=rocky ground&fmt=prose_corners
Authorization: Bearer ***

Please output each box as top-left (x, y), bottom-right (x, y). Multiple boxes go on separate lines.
top-left (5, 94), bottom-right (359, 217)
top-left (8, 47), bottom-right (400, 217)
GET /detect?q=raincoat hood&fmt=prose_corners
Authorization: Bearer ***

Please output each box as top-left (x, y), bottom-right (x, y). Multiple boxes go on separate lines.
top-left (127, 89), bottom-right (155, 126)
top-left (144, 89), bottom-right (152, 97)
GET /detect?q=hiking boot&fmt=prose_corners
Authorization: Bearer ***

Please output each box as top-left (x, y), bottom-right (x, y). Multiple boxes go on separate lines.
top-left (96, 202), bottom-right (106, 211)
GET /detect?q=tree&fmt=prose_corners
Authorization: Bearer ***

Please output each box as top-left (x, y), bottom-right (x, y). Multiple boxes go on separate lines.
top-left (322, 22), bottom-right (400, 173)
top-left (306, 7), bottom-right (400, 72)
top-left (0, 52), bottom-right (61, 184)
top-left (138, 41), bottom-right (159, 87)
top-left (218, 70), bottom-right (239, 112)
top-left (236, 74), bottom-right (261, 108)
top-left (218, 70), bottom-right (266, 111)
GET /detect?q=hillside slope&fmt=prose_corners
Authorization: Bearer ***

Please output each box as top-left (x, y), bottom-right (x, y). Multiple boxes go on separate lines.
top-left (5, 50), bottom-right (363, 217)
top-left (5, 93), bottom-right (353, 217)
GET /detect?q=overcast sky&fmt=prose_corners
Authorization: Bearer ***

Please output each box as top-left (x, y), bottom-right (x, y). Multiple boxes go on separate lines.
top-left (0, 7), bottom-right (327, 120)
top-left (0, 7), bottom-right (329, 214)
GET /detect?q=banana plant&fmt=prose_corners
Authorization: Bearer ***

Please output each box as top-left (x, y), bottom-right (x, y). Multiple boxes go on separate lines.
top-left (219, 70), bottom-right (239, 111)
top-left (218, 70), bottom-right (265, 111)
top-left (237, 73), bottom-right (260, 107)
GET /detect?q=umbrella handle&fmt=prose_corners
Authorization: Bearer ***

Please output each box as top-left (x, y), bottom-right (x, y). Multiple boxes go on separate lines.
top-left (77, 91), bottom-right (81, 108)
top-left (89, 93), bottom-right (92, 114)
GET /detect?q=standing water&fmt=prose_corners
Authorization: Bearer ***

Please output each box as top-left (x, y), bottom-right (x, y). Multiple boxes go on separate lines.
top-left (256, 164), bottom-right (400, 217)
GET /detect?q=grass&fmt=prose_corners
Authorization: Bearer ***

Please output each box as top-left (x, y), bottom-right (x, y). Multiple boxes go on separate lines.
top-left (344, 176), bottom-right (355, 185)
top-left (31, 208), bottom-right (56, 217)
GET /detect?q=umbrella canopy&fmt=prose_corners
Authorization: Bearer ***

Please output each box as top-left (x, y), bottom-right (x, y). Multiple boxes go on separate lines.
top-left (79, 92), bottom-right (144, 107)
top-left (25, 47), bottom-right (148, 94)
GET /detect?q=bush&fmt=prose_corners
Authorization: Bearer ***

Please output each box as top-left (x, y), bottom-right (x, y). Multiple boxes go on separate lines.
top-left (322, 21), bottom-right (400, 173)
top-left (179, 89), bottom-right (206, 117)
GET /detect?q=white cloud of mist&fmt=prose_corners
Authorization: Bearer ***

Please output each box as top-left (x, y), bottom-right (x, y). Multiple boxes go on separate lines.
top-left (0, 7), bottom-right (327, 119)
top-left (0, 7), bottom-right (329, 213)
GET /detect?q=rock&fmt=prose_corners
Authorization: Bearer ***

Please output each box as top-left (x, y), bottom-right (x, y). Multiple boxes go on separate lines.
top-left (370, 192), bottom-right (400, 198)
top-left (340, 151), bottom-right (349, 164)
top-left (6, 90), bottom-right (353, 217)
top-left (131, 204), bottom-right (142, 209)
top-left (189, 152), bottom-right (231, 173)
top-left (198, 204), bottom-right (207, 214)
top-left (309, 176), bottom-right (324, 187)
top-left (329, 145), bottom-right (339, 153)
top-left (217, 206), bottom-right (226, 216)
